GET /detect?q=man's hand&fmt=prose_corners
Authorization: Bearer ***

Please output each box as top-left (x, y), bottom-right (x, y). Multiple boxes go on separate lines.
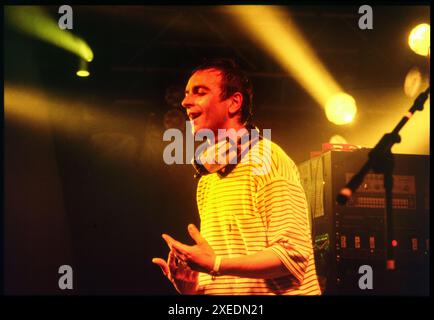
top-left (152, 250), bottom-right (198, 295)
top-left (162, 224), bottom-right (216, 274)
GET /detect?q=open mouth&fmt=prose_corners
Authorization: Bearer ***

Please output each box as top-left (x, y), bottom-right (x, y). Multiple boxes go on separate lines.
top-left (189, 112), bottom-right (202, 121)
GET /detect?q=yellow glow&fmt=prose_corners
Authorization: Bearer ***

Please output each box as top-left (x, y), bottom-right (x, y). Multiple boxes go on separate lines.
top-left (341, 89), bottom-right (429, 156)
top-left (5, 6), bottom-right (94, 62)
top-left (329, 135), bottom-right (348, 144)
top-left (408, 23), bottom-right (430, 56)
top-left (325, 92), bottom-right (357, 125)
top-left (393, 96), bottom-right (430, 155)
top-left (403, 67), bottom-right (422, 97)
top-left (224, 6), bottom-right (342, 107)
top-left (5, 83), bottom-right (96, 131)
top-left (76, 70), bottom-right (90, 77)
top-left (5, 84), bottom-right (146, 164)
top-left (4, 83), bottom-right (145, 136)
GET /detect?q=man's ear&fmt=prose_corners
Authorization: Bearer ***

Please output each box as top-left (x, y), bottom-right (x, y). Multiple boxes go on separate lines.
top-left (228, 92), bottom-right (243, 116)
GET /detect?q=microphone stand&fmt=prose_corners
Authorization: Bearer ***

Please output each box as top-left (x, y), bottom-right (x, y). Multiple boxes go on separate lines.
top-left (336, 86), bottom-right (430, 271)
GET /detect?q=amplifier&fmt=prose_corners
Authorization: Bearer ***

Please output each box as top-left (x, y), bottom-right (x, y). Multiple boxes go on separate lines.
top-left (298, 149), bottom-right (429, 295)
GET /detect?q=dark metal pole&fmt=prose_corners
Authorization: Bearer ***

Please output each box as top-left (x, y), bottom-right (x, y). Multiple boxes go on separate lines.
top-left (336, 87), bottom-right (429, 270)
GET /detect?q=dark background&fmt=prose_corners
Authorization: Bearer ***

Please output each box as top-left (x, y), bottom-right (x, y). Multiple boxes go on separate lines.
top-left (4, 5), bottom-right (430, 294)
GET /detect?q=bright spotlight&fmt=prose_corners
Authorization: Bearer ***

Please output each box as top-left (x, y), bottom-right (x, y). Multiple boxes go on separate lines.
top-left (6, 6), bottom-right (94, 62)
top-left (325, 92), bottom-right (357, 125)
top-left (225, 6), bottom-right (342, 107)
top-left (76, 70), bottom-right (89, 77)
top-left (408, 23), bottom-right (430, 56)
top-left (76, 59), bottom-right (90, 77)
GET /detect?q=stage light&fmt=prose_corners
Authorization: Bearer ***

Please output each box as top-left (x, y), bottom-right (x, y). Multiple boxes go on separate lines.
top-left (225, 6), bottom-right (342, 108)
top-left (5, 6), bottom-right (94, 62)
top-left (226, 6), bottom-right (360, 127)
top-left (408, 23), bottom-right (430, 56)
top-left (76, 70), bottom-right (89, 77)
top-left (76, 71), bottom-right (89, 77)
top-left (76, 59), bottom-right (90, 77)
top-left (325, 93), bottom-right (357, 125)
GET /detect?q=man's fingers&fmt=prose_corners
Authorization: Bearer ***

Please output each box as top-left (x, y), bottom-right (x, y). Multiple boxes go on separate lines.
top-left (162, 234), bottom-right (174, 250)
top-left (152, 258), bottom-right (169, 277)
top-left (162, 234), bottom-right (190, 254)
top-left (187, 224), bottom-right (205, 245)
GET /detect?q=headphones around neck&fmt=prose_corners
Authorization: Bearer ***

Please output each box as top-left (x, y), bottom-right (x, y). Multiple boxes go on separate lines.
top-left (192, 125), bottom-right (262, 179)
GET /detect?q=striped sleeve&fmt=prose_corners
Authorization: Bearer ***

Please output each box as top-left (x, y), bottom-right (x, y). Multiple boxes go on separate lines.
top-left (256, 178), bottom-right (312, 284)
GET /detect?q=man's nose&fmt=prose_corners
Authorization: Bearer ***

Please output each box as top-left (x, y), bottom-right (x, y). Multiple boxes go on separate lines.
top-left (181, 94), bottom-right (193, 109)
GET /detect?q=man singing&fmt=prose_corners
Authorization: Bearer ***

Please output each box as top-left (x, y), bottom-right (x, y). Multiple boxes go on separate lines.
top-left (153, 59), bottom-right (320, 295)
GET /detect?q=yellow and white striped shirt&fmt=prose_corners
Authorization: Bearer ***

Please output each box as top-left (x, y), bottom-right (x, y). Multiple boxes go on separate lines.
top-left (196, 138), bottom-right (321, 295)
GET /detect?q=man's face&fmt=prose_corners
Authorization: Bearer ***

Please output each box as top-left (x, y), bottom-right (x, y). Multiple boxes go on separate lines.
top-left (182, 69), bottom-right (230, 136)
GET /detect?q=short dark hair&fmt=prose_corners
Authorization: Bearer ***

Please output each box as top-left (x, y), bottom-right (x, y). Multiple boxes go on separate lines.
top-left (191, 58), bottom-right (253, 125)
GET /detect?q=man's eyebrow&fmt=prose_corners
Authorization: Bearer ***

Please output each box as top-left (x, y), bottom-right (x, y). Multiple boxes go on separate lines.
top-left (185, 85), bottom-right (210, 94)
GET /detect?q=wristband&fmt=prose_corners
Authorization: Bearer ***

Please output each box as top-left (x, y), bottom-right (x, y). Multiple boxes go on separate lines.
top-left (210, 256), bottom-right (222, 279)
